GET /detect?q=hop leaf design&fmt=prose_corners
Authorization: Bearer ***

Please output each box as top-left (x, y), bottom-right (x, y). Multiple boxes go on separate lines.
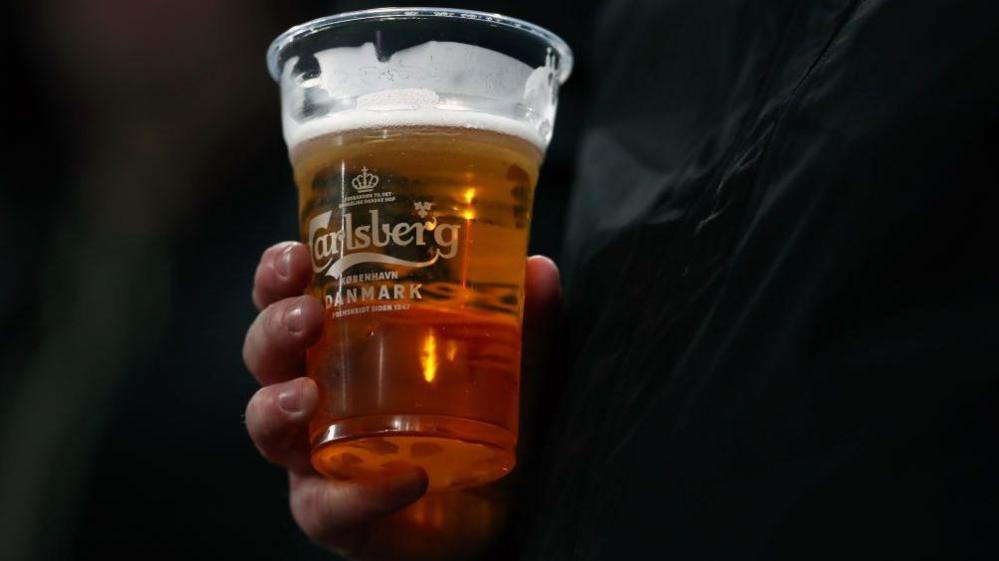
top-left (414, 201), bottom-right (433, 218)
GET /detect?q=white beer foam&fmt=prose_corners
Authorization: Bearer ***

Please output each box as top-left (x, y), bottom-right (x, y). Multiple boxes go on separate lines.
top-left (281, 41), bottom-right (548, 151)
top-left (285, 105), bottom-right (546, 152)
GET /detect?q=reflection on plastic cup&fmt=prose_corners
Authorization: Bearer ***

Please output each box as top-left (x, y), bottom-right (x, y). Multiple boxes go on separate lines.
top-left (267, 8), bottom-right (572, 491)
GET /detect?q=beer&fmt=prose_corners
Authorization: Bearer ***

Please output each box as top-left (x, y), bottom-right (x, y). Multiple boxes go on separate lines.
top-left (292, 126), bottom-right (541, 490)
top-left (268, 7), bottom-right (572, 491)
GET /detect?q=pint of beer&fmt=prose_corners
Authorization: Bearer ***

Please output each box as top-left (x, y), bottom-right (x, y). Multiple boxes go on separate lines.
top-left (267, 8), bottom-right (572, 491)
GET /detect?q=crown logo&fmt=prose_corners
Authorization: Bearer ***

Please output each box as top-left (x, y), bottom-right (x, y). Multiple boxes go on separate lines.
top-left (351, 167), bottom-right (379, 193)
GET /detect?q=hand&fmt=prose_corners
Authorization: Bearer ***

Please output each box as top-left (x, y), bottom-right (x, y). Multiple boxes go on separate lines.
top-left (242, 241), bottom-right (561, 559)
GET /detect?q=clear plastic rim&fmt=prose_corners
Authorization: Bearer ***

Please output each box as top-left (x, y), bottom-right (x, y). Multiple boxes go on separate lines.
top-left (267, 7), bottom-right (574, 84)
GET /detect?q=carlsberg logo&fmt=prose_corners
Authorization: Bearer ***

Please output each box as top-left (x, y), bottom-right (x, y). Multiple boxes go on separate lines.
top-left (309, 208), bottom-right (460, 279)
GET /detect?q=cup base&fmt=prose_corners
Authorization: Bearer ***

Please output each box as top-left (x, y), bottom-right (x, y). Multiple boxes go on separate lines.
top-left (311, 414), bottom-right (516, 492)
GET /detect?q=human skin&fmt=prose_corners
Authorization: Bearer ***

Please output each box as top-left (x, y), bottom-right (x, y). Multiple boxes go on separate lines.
top-left (243, 242), bottom-right (561, 558)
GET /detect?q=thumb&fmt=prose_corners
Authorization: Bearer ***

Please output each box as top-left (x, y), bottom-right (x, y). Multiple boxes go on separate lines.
top-left (523, 255), bottom-right (562, 361)
top-left (290, 467), bottom-right (429, 553)
top-left (519, 255), bottom-right (562, 449)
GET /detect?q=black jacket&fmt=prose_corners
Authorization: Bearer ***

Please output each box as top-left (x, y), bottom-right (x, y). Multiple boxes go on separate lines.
top-left (526, 1), bottom-right (999, 559)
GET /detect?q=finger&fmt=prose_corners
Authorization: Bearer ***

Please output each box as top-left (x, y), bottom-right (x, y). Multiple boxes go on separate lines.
top-left (519, 255), bottom-right (563, 451)
top-left (243, 295), bottom-right (324, 385)
top-left (289, 468), bottom-right (429, 554)
top-left (252, 242), bottom-right (312, 310)
top-left (245, 377), bottom-right (318, 475)
top-left (523, 254), bottom-right (562, 360)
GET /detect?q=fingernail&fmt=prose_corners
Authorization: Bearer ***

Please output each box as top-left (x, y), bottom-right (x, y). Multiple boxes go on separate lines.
top-left (388, 470), bottom-right (428, 499)
top-left (276, 246), bottom-right (293, 279)
top-left (278, 383), bottom-right (302, 414)
top-left (284, 303), bottom-right (305, 333)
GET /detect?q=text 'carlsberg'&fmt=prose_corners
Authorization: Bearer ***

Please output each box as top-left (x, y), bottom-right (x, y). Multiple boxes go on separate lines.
top-left (308, 208), bottom-right (461, 280)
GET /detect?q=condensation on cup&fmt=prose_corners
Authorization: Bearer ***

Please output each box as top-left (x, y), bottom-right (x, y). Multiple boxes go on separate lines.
top-left (267, 8), bottom-right (572, 491)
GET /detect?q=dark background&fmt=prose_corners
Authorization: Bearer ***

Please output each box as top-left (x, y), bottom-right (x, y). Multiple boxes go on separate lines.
top-left (0, 2), bottom-right (590, 560)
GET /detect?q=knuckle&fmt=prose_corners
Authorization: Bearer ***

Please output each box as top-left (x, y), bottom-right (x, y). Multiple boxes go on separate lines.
top-left (244, 309), bottom-right (287, 374)
top-left (244, 300), bottom-right (313, 383)
top-left (263, 241), bottom-right (289, 262)
top-left (242, 313), bottom-right (270, 372)
top-left (244, 388), bottom-right (272, 438)
top-left (258, 243), bottom-right (289, 280)
top-left (252, 268), bottom-right (271, 300)
top-left (263, 302), bottom-right (287, 341)
top-left (245, 384), bottom-right (269, 413)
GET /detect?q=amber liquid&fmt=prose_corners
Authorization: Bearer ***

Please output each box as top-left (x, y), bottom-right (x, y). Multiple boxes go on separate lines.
top-left (292, 126), bottom-right (540, 491)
